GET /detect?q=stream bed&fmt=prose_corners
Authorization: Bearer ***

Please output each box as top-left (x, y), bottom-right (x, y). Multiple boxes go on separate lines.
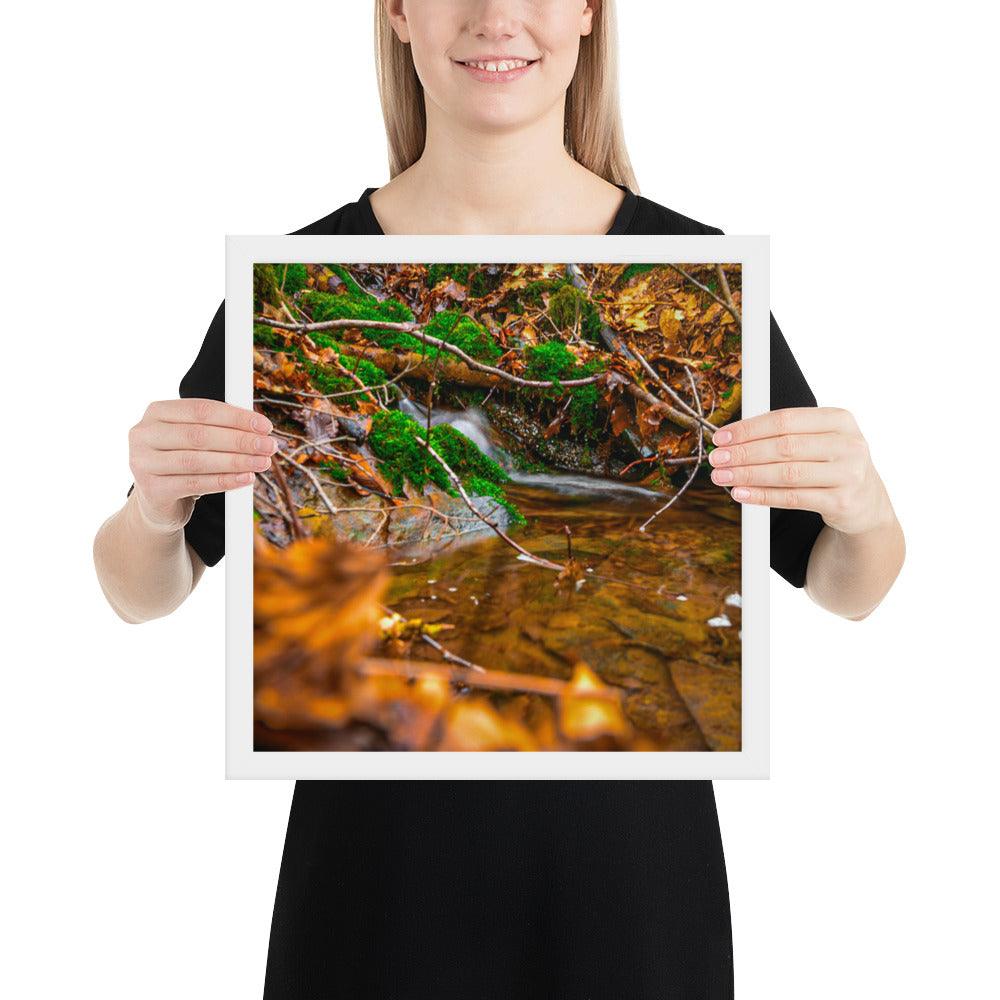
top-left (384, 399), bottom-right (743, 750)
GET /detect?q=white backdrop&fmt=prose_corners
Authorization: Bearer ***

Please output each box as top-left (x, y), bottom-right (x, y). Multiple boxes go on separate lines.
top-left (3, 2), bottom-right (996, 997)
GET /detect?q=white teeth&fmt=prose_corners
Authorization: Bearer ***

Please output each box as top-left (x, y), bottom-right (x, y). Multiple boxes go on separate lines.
top-left (465, 59), bottom-right (530, 72)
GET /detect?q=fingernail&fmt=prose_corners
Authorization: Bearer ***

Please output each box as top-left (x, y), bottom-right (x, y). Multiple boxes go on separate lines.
top-left (254, 436), bottom-right (271, 452)
top-left (732, 487), bottom-right (750, 500)
top-left (252, 416), bottom-right (271, 433)
top-left (237, 472), bottom-right (253, 484)
top-left (713, 449), bottom-right (731, 465)
top-left (713, 429), bottom-right (732, 445)
top-left (713, 469), bottom-right (734, 483)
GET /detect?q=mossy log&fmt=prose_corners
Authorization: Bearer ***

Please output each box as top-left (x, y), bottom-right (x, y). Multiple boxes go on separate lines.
top-left (338, 341), bottom-right (740, 436)
top-left (336, 343), bottom-right (509, 390)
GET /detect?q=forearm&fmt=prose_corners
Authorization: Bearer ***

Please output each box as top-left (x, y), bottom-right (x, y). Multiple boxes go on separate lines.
top-left (92, 490), bottom-right (207, 623)
top-left (803, 478), bottom-right (905, 620)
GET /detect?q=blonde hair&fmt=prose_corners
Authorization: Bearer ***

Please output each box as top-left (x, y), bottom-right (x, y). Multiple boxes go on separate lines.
top-left (374, 0), bottom-right (639, 192)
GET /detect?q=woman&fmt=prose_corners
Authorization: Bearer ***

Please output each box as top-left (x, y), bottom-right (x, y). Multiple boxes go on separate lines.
top-left (93, 2), bottom-right (905, 996)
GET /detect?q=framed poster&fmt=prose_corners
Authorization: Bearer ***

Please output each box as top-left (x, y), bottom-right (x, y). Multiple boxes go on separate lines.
top-left (225, 234), bottom-right (769, 778)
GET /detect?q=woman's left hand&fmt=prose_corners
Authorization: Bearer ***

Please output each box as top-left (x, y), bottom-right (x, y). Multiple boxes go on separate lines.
top-left (707, 406), bottom-right (891, 535)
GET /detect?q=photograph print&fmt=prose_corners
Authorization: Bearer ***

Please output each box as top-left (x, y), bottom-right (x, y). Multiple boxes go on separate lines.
top-left (240, 243), bottom-right (757, 765)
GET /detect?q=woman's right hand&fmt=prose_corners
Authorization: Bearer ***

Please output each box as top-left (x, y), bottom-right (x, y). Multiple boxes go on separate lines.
top-left (128, 398), bottom-right (278, 526)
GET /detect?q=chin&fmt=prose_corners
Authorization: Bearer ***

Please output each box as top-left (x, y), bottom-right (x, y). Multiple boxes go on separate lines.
top-left (461, 102), bottom-right (537, 133)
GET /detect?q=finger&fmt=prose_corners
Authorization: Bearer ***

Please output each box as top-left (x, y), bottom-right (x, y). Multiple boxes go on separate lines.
top-left (141, 421), bottom-right (279, 455)
top-left (728, 484), bottom-right (834, 518)
top-left (712, 407), bottom-right (853, 446)
top-left (708, 431), bottom-right (846, 471)
top-left (146, 398), bottom-right (272, 434)
top-left (150, 471), bottom-right (258, 501)
top-left (140, 449), bottom-right (273, 476)
top-left (711, 456), bottom-right (845, 490)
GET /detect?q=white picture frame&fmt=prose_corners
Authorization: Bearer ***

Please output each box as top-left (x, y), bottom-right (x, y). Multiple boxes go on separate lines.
top-left (226, 234), bottom-right (769, 779)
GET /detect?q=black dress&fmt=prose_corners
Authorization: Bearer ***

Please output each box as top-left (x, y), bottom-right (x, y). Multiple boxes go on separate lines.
top-left (154, 185), bottom-right (824, 999)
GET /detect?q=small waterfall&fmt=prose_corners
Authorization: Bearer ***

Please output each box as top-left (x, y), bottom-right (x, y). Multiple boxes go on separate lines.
top-left (397, 396), bottom-right (665, 500)
top-left (399, 397), bottom-right (500, 462)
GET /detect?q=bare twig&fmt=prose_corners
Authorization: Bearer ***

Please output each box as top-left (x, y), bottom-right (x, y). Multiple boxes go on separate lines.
top-left (275, 449), bottom-right (349, 520)
top-left (715, 264), bottom-right (739, 325)
top-left (357, 657), bottom-right (620, 702)
top-left (665, 264), bottom-right (742, 328)
top-left (632, 346), bottom-right (717, 435)
top-left (268, 452), bottom-right (307, 540)
top-left (638, 367), bottom-right (709, 532)
top-left (413, 429), bottom-right (564, 572)
top-left (378, 603), bottom-right (486, 673)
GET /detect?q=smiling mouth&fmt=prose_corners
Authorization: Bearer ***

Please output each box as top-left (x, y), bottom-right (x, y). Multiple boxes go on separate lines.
top-left (454, 57), bottom-right (540, 73)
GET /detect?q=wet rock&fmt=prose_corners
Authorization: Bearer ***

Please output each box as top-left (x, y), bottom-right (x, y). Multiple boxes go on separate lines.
top-left (483, 398), bottom-right (641, 478)
top-left (298, 479), bottom-right (511, 549)
top-left (670, 659), bottom-right (741, 751)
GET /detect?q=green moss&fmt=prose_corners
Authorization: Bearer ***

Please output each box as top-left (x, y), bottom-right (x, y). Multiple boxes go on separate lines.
top-left (546, 283), bottom-right (603, 343)
top-left (496, 277), bottom-right (601, 341)
top-left (424, 309), bottom-right (502, 362)
top-left (500, 293), bottom-right (525, 316)
top-left (521, 277), bottom-right (565, 308)
top-left (335, 353), bottom-right (388, 388)
top-left (429, 423), bottom-right (509, 485)
top-left (498, 277), bottom-right (561, 316)
top-left (253, 263), bottom-right (280, 311)
top-left (300, 363), bottom-right (354, 398)
top-left (470, 268), bottom-right (504, 298)
top-left (427, 263), bottom-right (474, 288)
top-left (620, 263), bottom-right (659, 285)
top-left (305, 296), bottom-right (499, 363)
top-left (254, 323), bottom-right (387, 402)
top-left (524, 343), bottom-right (606, 439)
top-left (524, 341), bottom-right (577, 385)
top-left (547, 284), bottom-right (582, 329)
top-left (305, 351), bottom-right (387, 403)
top-left (369, 410), bottom-right (451, 495)
top-left (253, 323), bottom-right (296, 352)
top-left (425, 264), bottom-right (505, 299)
top-left (305, 289), bottom-right (411, 323)
top-left (323, 264), bottom-right (367, 297)
top-left (465, 475), bottom-right (526, 526)
top-left (568, 375), bottom-right (603, 440)
top-left (319, 461), bottom-right (349, 483)
top-left (304, 290), bottom-right (422, 353)
top-left (270, 263), bottom-right (308, 296)
top-left (367, 410), bottom-right (522, 522)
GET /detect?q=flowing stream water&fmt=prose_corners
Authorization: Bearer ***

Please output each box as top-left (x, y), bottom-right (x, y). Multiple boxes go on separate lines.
top-left (386, 397), bottom-right (743, 750)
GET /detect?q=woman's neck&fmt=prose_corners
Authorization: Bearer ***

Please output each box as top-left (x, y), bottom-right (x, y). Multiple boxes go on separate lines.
top-left (369, 102), bottom-right (626, 235)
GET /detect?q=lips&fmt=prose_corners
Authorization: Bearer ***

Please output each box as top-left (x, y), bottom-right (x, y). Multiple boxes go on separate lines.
top-left (454, 57), bottom-right (539, 83)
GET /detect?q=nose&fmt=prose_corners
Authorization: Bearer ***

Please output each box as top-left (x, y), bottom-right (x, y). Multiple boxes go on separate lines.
top-left (465, 0), bottom-right (523, 42)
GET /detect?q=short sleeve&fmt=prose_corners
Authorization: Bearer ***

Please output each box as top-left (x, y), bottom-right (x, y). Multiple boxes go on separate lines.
top-left (125, 301), bottom-right (226, 567)
top-left (768, 312), bottom-right (825, 587)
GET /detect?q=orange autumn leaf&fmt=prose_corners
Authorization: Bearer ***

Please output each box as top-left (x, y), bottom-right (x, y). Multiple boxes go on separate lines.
top-left (254, 534), bottom-right (389, 683)
top-left (558, 662), bottom-right (633, 743)
top-left (438, 700), bottom-right (538, 751)
top-left (610, 401), bottom-right (631, 437)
